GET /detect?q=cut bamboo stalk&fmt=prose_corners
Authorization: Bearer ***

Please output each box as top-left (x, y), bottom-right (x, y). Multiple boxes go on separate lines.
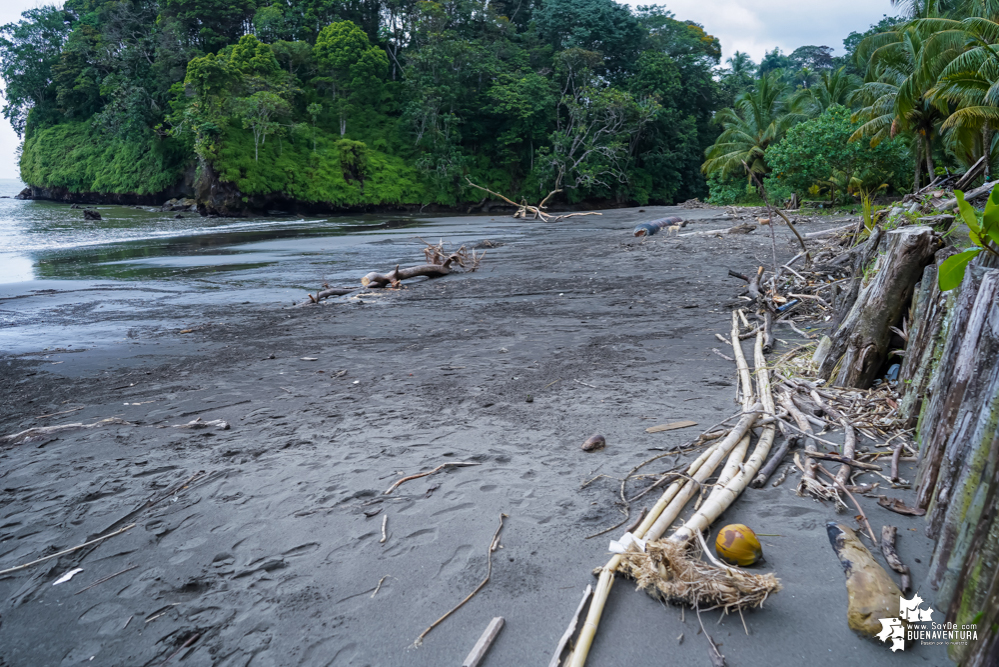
top-left (569, 407), bottom-right (761, 667)
top-left (712, 314), bottom-right (755, 490)
top-left (671, 331), bottom-right (776, 544)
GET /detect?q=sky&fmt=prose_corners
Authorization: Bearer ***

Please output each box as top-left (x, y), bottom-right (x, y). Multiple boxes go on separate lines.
top-left (0, 0), bottom-right (904, 182)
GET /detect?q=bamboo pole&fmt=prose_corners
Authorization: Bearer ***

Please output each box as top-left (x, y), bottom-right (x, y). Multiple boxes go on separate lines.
top-left (568, 312), bottom-right (763, 667)
top-left (670, 331), bottom-right (776, 544)
top-left (569, 408), bottom-right (760, 667)
top-left (713, 314), bottom-right (755, 489)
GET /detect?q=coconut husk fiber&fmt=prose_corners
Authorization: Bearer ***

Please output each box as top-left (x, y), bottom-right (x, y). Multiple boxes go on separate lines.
top-left (617, 539), bottom-right (782, 614)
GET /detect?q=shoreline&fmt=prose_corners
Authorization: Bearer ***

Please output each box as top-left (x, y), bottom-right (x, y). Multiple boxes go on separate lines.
top-left (0, 207), bottom-right (948, 666)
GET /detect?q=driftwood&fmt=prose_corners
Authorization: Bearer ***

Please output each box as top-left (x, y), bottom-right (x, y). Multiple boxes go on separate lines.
top-left (462, 617), bottom-right (504, 667)
top-left (829, 226), bottom-right (883, 334)
top-left (465, 178), bottom-right (601, 223)
top-left (0, 524), bottom-right (136, 576)
top-left (1, 417), bottom-right (131, 447)
top-left (816, 226), bottom-right (939, 388)
top-left (953, 155), bottom-right (987, 192)
top-left (679, 224), bottom-right (756, 238)
top-left (751, 433), bottom-right (797, 488)
top-left (384, 462), bottom-right (481, 494)
top-left (836, 419), bottom-right (857, 488)
top-left (414, 514), bottom-right (507, 647)
top-left (919, 266), bottom-right (999, 619)
top-left (898, 255), bottom-right (954, 427)
top-left (362, 260), bottom-right (455, 288)
top-left (806, 451), bottom-right (881, 471)
top-left (934, 179), bottom-right (998, 210)
top-left (308, 287), bottom-right (356, 302)
top-left (548, 586), bottom-right (593, 667)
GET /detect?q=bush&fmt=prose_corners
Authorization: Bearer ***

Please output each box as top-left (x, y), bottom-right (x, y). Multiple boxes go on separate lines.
top-left (765, 105), bottom-right (911, 200)
top-left (706, 173), bottom-right (761, 205)
top-left (20, 121), bottom-right (189, 194)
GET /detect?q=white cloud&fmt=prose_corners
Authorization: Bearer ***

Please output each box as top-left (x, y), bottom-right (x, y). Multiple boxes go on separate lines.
top-left (623, 0), bottom-right (903, 62)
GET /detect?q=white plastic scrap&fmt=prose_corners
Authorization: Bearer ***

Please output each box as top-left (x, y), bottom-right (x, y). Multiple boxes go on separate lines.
top-left (52, 568), bottom-right (83, 585)
top-left (609, 532), bottom-right (646, 554)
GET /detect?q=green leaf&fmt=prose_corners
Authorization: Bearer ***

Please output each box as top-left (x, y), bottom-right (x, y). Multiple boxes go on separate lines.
top-left (985, 185), bottom-right (999, 220)
top-left (938, 248), bottom-right (982, 291)
top-left (955, 190), bottom-right (982, 234)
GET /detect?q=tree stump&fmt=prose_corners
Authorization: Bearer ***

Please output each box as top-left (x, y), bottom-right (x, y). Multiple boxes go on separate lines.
top-left (817, 226), bottom-right (940, 388)
top-left (898, 251), bottom-right (959, 427)
top-left (914, 266), bottom-right (993, 511)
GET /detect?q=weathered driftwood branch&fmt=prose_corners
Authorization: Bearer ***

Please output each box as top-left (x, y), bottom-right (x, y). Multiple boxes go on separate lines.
top-left (934, 179), bottom-right (998, 210)
top-left (465, 178), bottom-right (602, 223)
top-left (752, 432), bottom-right (797, 488)
top-left (361, 260), bottom-right (456, 288)
top-left (309, 287), bottom-right (356, 302)
top-left (880, 525), bottom-right (912, 594)
top-left (806, 451), bottom-right (881, 471)
top-left (1, 418), bottom-right (132, 447)
top-left (836, 418), bottom-right (857, 488)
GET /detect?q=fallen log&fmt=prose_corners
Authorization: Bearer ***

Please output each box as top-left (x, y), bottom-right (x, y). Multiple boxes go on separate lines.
top-left (816, 226), bottom-right (939, 388)
top-left (361, 260), bottom-right (455, 288)
top-left (934, 179), bottom-right (999, 210)
top-left (828, 226), bottom-right (883, 335)
top-left (309, 287), bottom-right (356, 302)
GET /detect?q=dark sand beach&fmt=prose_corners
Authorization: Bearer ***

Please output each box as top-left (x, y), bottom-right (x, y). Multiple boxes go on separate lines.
top-left (0, 207), bottom-right (947, 666)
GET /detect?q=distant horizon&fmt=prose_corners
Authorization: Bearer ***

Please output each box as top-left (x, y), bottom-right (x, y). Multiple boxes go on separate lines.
top-left (0, 0), bottom-right (901, 183)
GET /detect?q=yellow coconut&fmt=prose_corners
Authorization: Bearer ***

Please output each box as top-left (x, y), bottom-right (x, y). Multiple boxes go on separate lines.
top-left (715, 524), bottom-right (764, 566)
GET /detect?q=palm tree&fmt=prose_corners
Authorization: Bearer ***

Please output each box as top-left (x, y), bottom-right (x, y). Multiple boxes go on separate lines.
top-left (919, 7), bottom-right (999, 178)
top-left (792, 66), bottom-right (863, 115)
top-left (852, 24), bottom-right (948, 190)
top-left (702, 71), bottom-right (803, 180)
top-left (727, 51), bottom-right (757, 79)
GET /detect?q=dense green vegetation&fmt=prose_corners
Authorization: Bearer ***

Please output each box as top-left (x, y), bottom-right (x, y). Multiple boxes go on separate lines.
top-left (6, 1), bottom-right (999, 210)
top-left (0, 0), bottom-right (727, 209)
top-left (704, 1), bottom-right (999, 205)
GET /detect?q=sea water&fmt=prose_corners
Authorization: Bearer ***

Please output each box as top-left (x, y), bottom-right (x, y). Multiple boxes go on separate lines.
top-left (0, 178), bottom-right (524, 356)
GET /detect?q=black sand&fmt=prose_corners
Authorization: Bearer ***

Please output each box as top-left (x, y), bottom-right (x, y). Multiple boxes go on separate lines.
top-left (0, 207), bottom-right (947, 666)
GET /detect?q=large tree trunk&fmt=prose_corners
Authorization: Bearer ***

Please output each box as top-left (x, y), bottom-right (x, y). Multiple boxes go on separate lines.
top-left (828, 226), bottom-right (883, 335)
top-left (984, 124), bottom-right (992, 182)
top-left (899, 256), bottom-right (999, 663)
top-left (816, 226), bottom-right (939, 388)
top-left (922, 267), bottom-right (999, 539)
top-left (898, 253), bottom-right (958, 427)
top-left (924, 133), bottom-right (935, 182)
top-left (914, 266), bottom-right (991, 511)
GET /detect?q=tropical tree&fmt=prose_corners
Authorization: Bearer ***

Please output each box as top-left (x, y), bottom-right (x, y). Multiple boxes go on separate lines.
top-left (852, 23), bottom-right (947, 190)
top-left (0, 7), bottom-right (74, 135)
top-left (235, 91), bottom-right (291, 161)
top-left (313, 20), bottom-right (388, 135)
top-left (917, 7), bottom-right (999, 178)
top-left (791, 66), bottom-right (863, 115)
top-left (702, 71), bottom-right (803, 180)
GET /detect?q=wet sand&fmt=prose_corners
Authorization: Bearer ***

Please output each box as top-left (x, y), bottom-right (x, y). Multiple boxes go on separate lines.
top-left (0, 207), bottom-right (947, 666)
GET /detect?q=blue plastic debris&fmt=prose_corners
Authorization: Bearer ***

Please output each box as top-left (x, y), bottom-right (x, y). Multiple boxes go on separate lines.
top-left (777, 299), bottom-right (800, 312)
top-left (634, 216), bottom-right (684, 237)
top-left (886, 363), bottom-right (901, 383)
